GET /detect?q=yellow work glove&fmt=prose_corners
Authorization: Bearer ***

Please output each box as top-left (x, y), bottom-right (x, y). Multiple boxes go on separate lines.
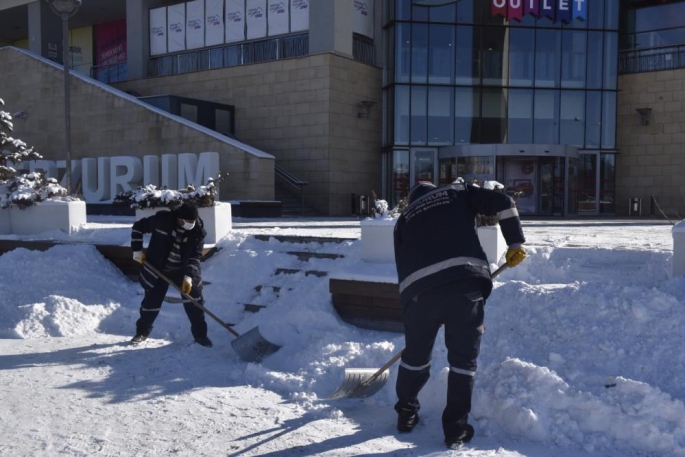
top-left (132, 251), bottom-right (146, 264)
top-left (182, 276), bottom-right (193, 294)
top-left (505, 246), bottom-right (527, 268)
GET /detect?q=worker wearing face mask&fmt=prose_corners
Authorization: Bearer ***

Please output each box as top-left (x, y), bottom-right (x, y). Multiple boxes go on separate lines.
top-left (130, 201), bottom-right (212, 347)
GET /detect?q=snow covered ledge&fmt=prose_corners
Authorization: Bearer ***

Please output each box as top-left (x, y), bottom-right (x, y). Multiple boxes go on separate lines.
top-left (361, 218), bottom-right (507, 265)
top-left (672, 220), bottom-right (685, 277)
top-left (8, 200), bottom-right (87, 235)
top-left (135, 202), bottom-right (232, 245)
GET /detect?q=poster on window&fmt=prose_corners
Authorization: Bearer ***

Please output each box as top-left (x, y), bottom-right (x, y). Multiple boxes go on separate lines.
top-left (186, 0), bottom-right (205, 49)
top-left (268, 0), bottom-right (289, 36)
top-left (167, 3), bottom-right (186, 52)
top-left (353, 0), bottom-right (373, 38)
top-left (205, 0), bottom-right (224, 46)
top-left (225, 0), bottom-right (245, 43)
top-left (69, 26), bottom-right (93, 76)
top-left (95, 19), bottom-right (127, 65)
top-left (504, 160), bottom-right (537, 213)
top-left (290, 0), bottom-right (309, 32)
top-left (150, 7), bottom-right (167, 55)
top-left (246, 0), bottom-right (267, 40)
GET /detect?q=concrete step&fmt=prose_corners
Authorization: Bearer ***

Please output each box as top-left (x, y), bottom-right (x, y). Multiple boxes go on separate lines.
top-left (244, 303), bottom-right (266, 313)
top-left (286, 251), bottom-right (345, 261)
top-left (254, 234), bottom-right (357, 244)
top-left (275, 268), bottom-right (328, 277)
top-left (254, 285), bottom-right (282, 294)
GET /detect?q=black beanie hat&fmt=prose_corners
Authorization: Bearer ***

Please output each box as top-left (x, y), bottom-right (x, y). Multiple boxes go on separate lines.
top-left (176, 201), bottom-right (199, 220)
top-left (407, 182), bottom-right (437, 204)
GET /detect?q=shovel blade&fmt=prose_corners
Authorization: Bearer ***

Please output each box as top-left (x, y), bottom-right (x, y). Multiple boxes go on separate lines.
top-left (230, 326), bottom-right (281, 363)
top-left (326, 368), bottom-right (389, 400)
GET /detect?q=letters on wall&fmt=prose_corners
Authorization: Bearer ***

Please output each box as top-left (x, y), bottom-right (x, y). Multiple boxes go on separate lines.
top-left (491, 0), bottom-right (588, 23)
top-left (17, 153), bottom-right (221, 203)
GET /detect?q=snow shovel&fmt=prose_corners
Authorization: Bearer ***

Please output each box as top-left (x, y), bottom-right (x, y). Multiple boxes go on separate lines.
top-left (327, 263), bottom-right (511, 400)
top-left (142, 262), bottom-right (281, 362)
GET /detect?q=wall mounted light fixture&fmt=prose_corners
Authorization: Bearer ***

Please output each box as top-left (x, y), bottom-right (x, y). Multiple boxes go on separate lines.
top-left (358, 101), bottom-right (376, 118)
top-left (636, 107), bottom-right (652, 126)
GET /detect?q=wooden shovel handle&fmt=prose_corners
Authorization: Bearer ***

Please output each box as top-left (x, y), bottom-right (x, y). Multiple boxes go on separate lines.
top-left (360, 263), bottom-right (510, 387)
top-left (143, 261), bottom-right (241, 338)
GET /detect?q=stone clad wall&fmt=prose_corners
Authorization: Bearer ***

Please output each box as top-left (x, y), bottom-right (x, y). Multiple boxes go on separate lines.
top-left (617, 69), bottom-right (685, 217)
top-left (115, 52), bottom-right (382, 215)
top-left (0, 47), bottom-right (274, 202)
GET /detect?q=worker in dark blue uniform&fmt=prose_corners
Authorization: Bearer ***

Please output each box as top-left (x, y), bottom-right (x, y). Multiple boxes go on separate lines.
top-left (130, 201), bottom-right (212, 347)
top-left (393, 181), bottom-right (527, 449)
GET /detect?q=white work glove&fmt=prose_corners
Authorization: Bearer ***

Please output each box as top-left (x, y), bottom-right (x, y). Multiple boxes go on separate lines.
top-left (182, 276), bottom-right (193, 294)
top-left (132, 251), bottom-right (146, 264)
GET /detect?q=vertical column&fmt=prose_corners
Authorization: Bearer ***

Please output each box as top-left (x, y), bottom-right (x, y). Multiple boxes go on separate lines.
top-left (28, 0), bottom-right (62, 62)
top-left (126, 0), bottom-right (164, 80)
top-left (309, 0), bottom-right (353, 56)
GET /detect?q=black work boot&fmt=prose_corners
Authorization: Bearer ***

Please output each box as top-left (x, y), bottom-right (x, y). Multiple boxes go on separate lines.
top-left (444, 423), bottom-right (474, 449)
top-left (130, 334), bottom-right (148, 344)
top-left (397, 408), bottom-right (420, 433)
top-left (194, 336), bottom-right (213, 347)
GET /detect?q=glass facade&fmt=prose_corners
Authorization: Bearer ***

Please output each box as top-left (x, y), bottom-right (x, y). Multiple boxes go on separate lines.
top-left (383, 0), bottom-right (619, 215)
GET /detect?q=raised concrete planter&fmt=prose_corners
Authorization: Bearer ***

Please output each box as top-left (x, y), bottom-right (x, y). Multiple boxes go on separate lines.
top-left (0, 208), bottom-right (10, 235)
top-left (135, 202), bottom-right (232, 245)
top-left (672, 220), bottom-right (685, 277)
top-left (361, 218), bottom-right (507, 265)
top-left (8, 200), bottom-right (87, 235)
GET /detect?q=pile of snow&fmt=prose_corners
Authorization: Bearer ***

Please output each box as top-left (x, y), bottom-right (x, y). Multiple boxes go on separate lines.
top-left (0, 222), bottom-right (684, 456)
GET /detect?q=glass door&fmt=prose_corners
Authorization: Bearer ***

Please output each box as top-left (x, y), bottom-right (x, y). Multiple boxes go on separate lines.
top-left (578, 153), bottom-right (598, 214)
top-left (539, 158), bottom-right (565, 216)
top-left (502, 158), bottom-right (538, 214)
top-left (410, 149), bottom-right (438, 186)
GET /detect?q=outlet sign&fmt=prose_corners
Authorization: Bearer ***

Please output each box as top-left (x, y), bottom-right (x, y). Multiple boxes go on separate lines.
top-left (15, 152), bottom-right (220, 203)
top-left (491, 0), bottom-right (587, 23)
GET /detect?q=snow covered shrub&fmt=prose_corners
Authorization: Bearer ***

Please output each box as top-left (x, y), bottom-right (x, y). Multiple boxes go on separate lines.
top-left (370, 190), bottom-right (406, 219)
top-left (114, 173), bottom-right (226, 210)
top-left (5, 172), bottom-right (67, 209)
top-left (1, 98), bottom-right (68, 209)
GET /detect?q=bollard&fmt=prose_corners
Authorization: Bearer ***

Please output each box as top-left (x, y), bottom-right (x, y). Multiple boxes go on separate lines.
top-left (672, 220), bottom-right (685, 277)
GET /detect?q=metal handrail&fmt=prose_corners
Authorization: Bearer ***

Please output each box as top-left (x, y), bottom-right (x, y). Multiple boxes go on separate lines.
top-left (619, 44), bottom-right (685, 74)
top-left (148, 33), bottom-right (309, 78)
top-left (275, 164), bottom-right (308, 215)
top-left (90, 62), bottom-right (128, 83)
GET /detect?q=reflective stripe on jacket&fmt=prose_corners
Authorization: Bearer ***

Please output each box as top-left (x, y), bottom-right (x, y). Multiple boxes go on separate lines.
top-left (394, 183), bottom-right (525, 305)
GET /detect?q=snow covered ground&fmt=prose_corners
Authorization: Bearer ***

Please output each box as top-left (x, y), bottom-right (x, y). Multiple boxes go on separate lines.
top-left (1, 216), bottom-right (683, 456)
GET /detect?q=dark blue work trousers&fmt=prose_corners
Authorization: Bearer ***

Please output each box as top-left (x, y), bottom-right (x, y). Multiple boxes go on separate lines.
top-left (136, 270), bottom-right (207, 339)
top-left (395, 279), bottom-right (485, 437)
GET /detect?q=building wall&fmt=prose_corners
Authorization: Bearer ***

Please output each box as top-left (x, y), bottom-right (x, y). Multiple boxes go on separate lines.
top-left (114, 52), bottom-right (383, 215)
top-left (0, 47), bottom-right (273, 202)
top-left (616, 69), bottom-right (685, 217)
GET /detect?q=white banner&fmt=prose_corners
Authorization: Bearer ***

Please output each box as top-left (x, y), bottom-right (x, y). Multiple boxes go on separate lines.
top-left (353, 0), bottom-right (374, 38)
top-left (246, 0), bottom-right (267, 40)
top-left (290, 0), bottom-right (309, 32)
top-left (167, 3), bottom-right (186, 52)
top-left (150, 7), bottom-right (167, 55)
top-left (225, 0), bottom-right (245, 43)
top-left (186, 0), bottom-right (205, 49)
top-left (268, 0), bottom-right (289, 36)
top-left (205, 0), bottom-right (224, 46)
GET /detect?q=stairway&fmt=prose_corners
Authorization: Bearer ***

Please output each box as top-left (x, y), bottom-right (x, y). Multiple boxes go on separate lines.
top-left (241, 235), bottom-right (350, 313)
top-left (274, 181), bottom-right (319, 217)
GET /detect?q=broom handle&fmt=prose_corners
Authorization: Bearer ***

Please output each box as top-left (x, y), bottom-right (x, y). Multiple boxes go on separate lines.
top-left (143, 261), bottom-right (241, 338)
top-left (359, 263), bottom-right (510, 388)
